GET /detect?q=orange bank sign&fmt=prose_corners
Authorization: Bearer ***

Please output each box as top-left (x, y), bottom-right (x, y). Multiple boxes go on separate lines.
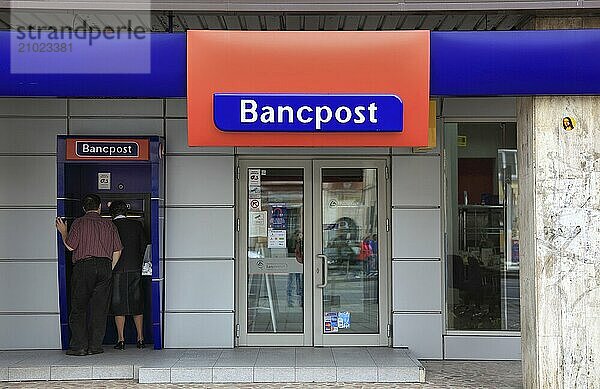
top-left (187, 31), bottom-right (430, 147)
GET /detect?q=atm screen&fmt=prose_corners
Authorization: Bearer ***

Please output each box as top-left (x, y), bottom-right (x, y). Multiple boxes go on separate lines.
top-left (100, 198), bottom-right (146, 219)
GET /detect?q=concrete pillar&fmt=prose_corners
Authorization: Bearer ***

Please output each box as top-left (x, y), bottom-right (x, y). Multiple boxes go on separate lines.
top-left (519, 95), bottom-right (600, 387)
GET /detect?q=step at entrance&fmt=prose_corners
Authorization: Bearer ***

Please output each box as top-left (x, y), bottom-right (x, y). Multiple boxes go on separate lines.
top-left (0, 347), bottom-right (424, 384)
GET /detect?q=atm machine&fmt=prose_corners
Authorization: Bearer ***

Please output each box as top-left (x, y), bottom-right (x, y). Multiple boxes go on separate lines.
top-left (56, 136), bottom-right (165, 349)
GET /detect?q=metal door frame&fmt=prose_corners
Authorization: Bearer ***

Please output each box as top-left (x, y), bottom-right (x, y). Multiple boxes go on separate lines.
top-left (312, 159), bottom-right (389, 346)
top-left (237, 159), bottom-right (313, 346)
top-left (237, 157), bottom-right (389, 347)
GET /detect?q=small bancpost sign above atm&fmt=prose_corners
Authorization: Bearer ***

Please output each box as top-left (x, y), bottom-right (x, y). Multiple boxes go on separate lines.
top-left (66, 139), bottom-right (150, 161)
top-left (213, 93), bottom-right (403, 132)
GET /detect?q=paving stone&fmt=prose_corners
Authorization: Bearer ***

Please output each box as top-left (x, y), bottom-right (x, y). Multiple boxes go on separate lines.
top-left (295, 348), bottom-right (335, 367)
top-left (138, 367), bottom-right (170, 383)
top-left (92, 365), bottom-right (134, 379)
top-left (253, 367), bottom-right (295, 382)
top-left (377, 366), bottom-right (421, 382)
top-left (180, 349), bottom-right (223, 360)
top-left (215, 348), bottom-right (259, 367)
top-left (368, 348), bottom-right (417, 367)
top-left (336, 367), bottom-right (378, 382)
top-left (9, 366), bottom-right (51, 381)
top-left (12, 352), bottom-right (66, 367)
top-left (213, 366), bottom-right (254, 382)
top-left (333, 348), bottom-right (376, 367)
top-left (50, 366), bottom-right (92, 380)
top-left (0, 352), bottom-right (31, 367)
top-left (136, 359), bottom-right (179, 368)
top-left (295, 367), bottom-right (336, 382)
top-left (255, 348), bottom-right (295, 367)
top-left (173, 358), bottom-right (217, 368)
top-left (170, 367), bottom-right (212, 383)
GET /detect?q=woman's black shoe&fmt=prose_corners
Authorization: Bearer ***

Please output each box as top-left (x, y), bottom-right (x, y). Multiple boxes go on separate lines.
top-left (136, 340), bottom-right (145, 349)
top-left (114, 341), bottom-right (125, 350)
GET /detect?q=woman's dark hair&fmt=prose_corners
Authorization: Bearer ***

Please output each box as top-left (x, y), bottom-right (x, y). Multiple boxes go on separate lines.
top-left (563, 117), bottom-right (574, 129)
top-left (109, 200), bottom-right (128, 218)
top-left (81, 194), bottom-right (101, 212)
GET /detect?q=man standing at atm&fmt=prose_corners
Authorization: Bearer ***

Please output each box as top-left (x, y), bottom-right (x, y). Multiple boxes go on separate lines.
top-left (55, 194), bottom-right (123, 356)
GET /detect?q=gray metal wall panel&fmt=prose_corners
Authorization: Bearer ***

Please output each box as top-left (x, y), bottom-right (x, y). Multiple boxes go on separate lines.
top-left (444, 335), bottom-right (522, 360)
top-left (0, 118), bottom-right (66, 154)
top-left (166, 156), bottom-right (234, 206)
top-left (69, 99), bottom-right (163, 117)
top-left (0, 98), bottom-right (66, 116)
top-left (442, 97), bottom-right (517, 119)
top-left (0, 262), bottom-right (58, 312)
top-left (392, 260), bottom-right (442, 312)
top-left (165, 119), bottom-right (233, 155)
top-left (393, 313), bottom-right (443, 359)
top-left (68, 119), bottom-right (163, 135)
top-left (166, 208), bottom-right (234, 258)
top-left (392, 209), bottom-right (441, 259)
top-left (0, 156), bottom-right (55, 207)
top-left (166, 98), bottom-right (187, 117)
top-left (0, 314), bottom-right (61, 349)
top-left (164, 312), bottom-right (234, 348)
top-left (0, 210), bottom-right (57, 259)
top-left (390, 147), bottom-right (413, 155)
top-left (392, 156), bottom-right (440, 207)
top-left (165, 260), bottom-right (234, 311)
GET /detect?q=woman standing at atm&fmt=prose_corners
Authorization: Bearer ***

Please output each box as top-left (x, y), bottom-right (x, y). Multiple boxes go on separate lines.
top-left (109, 201), bottom-right (148, 349)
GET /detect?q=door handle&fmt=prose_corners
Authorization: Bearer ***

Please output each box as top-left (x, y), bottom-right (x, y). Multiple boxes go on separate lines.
top-left (316, 254), bottom-right (328, 288)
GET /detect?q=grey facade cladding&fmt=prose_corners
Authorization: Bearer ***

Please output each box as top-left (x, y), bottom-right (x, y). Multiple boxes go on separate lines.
top-left (0, 97), bottom-right (519, 360)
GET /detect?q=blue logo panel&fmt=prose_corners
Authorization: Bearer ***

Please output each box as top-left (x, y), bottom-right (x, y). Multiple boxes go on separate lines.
top-left (214, 93), bottom-right (403, 132)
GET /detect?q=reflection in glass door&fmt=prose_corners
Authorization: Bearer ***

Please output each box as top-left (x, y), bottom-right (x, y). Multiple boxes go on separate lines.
top-left (238, 159), bottom-right (388, 346)
top-left (238, 160), bottom-right (313, 346)
top-left (313, 161), bottom-right (388, 346)
top-left (247, 168), bottom-right (304, 333)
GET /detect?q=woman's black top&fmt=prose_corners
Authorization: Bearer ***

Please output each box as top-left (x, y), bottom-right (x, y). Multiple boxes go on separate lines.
top-left (112, 218), bottom-right (147, 272)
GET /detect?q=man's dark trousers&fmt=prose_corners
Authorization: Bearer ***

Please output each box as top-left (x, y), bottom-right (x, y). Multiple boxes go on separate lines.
top-left (69, 257), bottom-right (112, 351)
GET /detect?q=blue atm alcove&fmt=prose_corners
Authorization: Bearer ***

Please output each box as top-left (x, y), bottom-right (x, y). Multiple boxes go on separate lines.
top-left (56, 136), bottom-right (165, 350)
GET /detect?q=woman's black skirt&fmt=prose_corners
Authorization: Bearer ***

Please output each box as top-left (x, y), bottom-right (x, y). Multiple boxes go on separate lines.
top-left (111, 271), bottom-right (143, 316)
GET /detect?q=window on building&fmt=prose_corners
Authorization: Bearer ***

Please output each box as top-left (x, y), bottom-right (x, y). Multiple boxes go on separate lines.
top-left (445, 122), bottom-right (520, 332)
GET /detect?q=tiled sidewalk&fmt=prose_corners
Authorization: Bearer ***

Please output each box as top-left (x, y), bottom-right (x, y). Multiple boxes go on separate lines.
top-left (0, 347), bottom-right (424, 384)
top-left (2, 360), bottom-right (523, 388)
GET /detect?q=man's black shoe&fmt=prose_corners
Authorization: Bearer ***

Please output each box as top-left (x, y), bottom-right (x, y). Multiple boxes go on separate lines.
top-left (66, 348), bottom-right (87, 356)
top-left (87, 348), bottom-right (104, 355)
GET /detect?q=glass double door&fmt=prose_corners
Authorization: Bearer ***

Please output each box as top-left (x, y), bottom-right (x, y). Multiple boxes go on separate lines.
top-left (238, 160), bottom-right (388, 346)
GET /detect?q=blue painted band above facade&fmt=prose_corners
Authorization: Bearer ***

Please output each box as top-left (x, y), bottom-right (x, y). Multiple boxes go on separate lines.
top-left (430, 30), bottom-right (600, 96)
top-left (214, 93), bottom-right (404, 132)
top-left (0, 32), bottom-right (185, 97)
top-left (1, 29), bottom-right (600, 97)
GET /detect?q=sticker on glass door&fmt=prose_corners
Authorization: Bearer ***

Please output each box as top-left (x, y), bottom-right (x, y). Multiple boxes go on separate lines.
top-left (324, 311), bottom-right (351, 333)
